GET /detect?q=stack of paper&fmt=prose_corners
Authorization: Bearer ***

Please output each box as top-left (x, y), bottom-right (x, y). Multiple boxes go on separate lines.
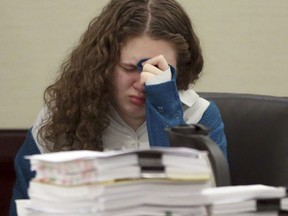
top-left (202, 184), bottom-right (288, 216)
top-left (282, 197), bottom-right (288, 211)
top-left (23, 147), bottom-right (214, 216)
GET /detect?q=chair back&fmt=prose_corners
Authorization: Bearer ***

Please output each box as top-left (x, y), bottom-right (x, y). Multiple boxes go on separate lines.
top-left (199, 92), bottom-right (288, 186)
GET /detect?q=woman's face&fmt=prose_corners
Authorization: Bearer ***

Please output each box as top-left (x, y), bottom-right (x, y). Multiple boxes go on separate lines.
top-left (112, 35), bottom-right (177, 128)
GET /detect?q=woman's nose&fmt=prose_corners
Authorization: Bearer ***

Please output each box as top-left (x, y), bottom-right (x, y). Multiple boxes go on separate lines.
top-left (133, 74), bottom-right (145, 92)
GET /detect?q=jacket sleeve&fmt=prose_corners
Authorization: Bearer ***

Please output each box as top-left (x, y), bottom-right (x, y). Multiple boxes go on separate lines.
top-left (9, 129), bottom-right (40, 216)
top-left (145, 66), bottom-right (186, 147)
top-left (198, 101), bottom-right (227, 157)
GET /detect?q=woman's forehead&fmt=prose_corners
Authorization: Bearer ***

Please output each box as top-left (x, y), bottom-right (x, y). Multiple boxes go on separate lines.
top-left (120, 35), bottom-right (177, 66)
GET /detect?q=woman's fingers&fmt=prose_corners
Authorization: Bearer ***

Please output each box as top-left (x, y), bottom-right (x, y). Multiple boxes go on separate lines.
top-left (140, 72), bottom-right (155, 85)
top-left (143, 55), bottom-right (169, 71)
top-left (138, 55), bottom-right (171, 84)
top-left (142, 64), bottom-right (163, 75)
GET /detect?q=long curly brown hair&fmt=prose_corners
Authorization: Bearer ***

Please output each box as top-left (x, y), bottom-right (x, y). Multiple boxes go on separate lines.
top-left (39, 0), bottom-right (204, 152)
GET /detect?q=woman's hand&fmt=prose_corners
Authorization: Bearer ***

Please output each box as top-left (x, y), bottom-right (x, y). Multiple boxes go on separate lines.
top-left (139, 55), bottom-right (171, 85)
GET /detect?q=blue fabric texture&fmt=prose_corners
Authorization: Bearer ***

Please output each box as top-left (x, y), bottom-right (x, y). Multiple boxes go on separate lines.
top-left (9, 129), bottom-right (39, 216)
top-left (198, 101), bottom-right (227, 157)
top-left (145, 66), bottom-right (185, 147)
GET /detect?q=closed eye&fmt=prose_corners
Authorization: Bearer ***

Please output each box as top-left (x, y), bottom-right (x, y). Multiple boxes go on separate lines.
top-left (118, 63), bottom-right (138, 73)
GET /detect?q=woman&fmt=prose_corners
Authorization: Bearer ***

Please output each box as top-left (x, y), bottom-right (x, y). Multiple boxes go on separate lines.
top-left (10, 0), bottom-right (227, 215)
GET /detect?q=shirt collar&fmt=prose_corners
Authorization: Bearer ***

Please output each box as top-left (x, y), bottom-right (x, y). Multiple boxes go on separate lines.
top-left (178, 89), bottom-right (200, 107)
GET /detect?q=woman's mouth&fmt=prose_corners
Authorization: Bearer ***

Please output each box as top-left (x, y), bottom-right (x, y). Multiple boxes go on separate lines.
top-left (129, 96), bottom-right (146, 106)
